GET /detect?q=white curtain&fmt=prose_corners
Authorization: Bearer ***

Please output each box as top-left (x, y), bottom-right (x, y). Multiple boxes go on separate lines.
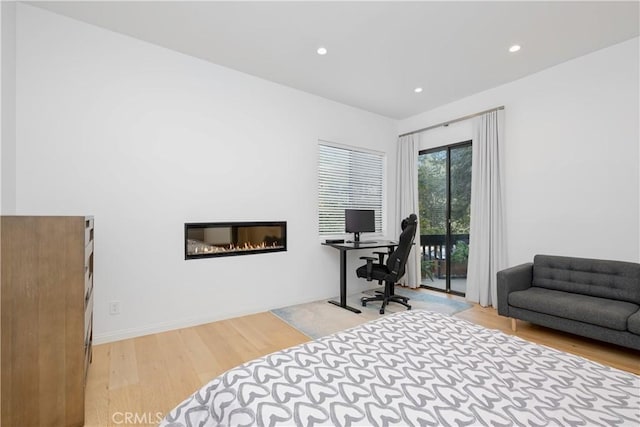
top-left (466, 110), bottom-right (507, 307)
top-left (396, 134), bottom-right (421, 288)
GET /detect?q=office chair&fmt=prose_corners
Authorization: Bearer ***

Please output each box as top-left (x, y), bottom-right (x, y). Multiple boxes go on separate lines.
top-left (356, 214), bottom-right (417, 314)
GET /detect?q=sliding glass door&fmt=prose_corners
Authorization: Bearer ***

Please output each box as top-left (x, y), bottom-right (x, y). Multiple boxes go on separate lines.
top-left (418, 141), bottom-right (471, 295)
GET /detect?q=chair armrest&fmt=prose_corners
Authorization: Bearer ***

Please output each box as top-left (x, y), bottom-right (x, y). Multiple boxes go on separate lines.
top-left (497, 262), bottom-right (533, 316)
top-left (372, 251), bottom-right (388, 264)
top-left (359, 256), bottom-right (377, 279)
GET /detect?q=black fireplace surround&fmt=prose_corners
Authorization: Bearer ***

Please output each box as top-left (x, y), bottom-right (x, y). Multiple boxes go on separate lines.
top-left (184, 221), bottom-right (286, 259)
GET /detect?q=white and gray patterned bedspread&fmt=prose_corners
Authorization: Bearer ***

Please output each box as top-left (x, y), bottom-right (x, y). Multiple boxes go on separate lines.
top-left (160, 310), bottom-right (640, 426)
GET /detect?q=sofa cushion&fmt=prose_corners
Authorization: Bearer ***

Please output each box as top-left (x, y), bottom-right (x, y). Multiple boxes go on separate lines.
top-left (628, 310), bottom-right (640, 335)
top-left (508, 287), bottom-right (639, 331)
top-left (532, 255), bottom-right (640, 305)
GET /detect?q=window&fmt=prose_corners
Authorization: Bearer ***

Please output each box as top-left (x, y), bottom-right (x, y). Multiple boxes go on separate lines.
top-left (318, 141), bottom-right (384, 235)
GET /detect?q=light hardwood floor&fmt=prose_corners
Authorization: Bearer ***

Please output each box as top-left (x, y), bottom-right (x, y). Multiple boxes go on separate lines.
top-left (85, 289), bottom-right (640, 426)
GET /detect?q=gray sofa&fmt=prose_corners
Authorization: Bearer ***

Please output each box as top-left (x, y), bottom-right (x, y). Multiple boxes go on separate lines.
top-left (497, 254), bottom-right (640, 350)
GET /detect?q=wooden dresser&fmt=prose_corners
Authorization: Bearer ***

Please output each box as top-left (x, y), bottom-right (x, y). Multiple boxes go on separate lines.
top-left (1, 216), bottom-right (94, 427)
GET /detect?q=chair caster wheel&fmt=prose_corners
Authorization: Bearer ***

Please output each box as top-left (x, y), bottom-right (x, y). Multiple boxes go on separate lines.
top-left (379, 309), bottom-right (385, 315)
top-left (361, 301), bottom-right (367, 307)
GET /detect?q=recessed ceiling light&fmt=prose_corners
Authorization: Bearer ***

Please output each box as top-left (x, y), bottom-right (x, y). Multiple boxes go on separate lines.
top-left (509, 45), bottom-right (521, 53)
top-left (414, 87), bottom-right (423, 93)
top-left (317, 47), bottom-right (328, 55)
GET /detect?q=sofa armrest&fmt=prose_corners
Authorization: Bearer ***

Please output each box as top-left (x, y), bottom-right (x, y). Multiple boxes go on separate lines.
top-left (497, 262), bottom-right (533, 316)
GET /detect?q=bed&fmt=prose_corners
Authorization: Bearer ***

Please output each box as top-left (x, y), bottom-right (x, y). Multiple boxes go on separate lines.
top-left (160, 310), bottom-right (639, 426)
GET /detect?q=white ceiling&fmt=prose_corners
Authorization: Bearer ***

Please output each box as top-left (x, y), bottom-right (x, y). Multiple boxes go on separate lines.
top-left (29, 1), bottom-right (639, 119)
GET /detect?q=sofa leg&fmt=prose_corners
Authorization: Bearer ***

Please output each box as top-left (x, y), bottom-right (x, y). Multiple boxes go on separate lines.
top-left (511, 318), bottom-right (517, 332)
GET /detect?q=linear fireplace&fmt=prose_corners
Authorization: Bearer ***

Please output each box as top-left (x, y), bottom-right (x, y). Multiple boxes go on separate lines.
top-left (184, 221), bottom-right (286, 259)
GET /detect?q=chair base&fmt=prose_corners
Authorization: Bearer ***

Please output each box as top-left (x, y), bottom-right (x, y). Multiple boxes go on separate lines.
top-left (361, 286), bottom-right (411, 314)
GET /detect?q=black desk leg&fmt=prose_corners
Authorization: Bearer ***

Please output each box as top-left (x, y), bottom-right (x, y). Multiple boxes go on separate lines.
top-left (328, 249), bottom-right (362, 314)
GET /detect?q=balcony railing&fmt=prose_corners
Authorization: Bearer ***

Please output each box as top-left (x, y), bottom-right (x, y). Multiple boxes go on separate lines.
top-left (420, 234), bottom-right (469, 280)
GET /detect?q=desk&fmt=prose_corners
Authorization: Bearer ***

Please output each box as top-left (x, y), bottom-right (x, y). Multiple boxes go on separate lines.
top-left (321, 240), bottom-right (398, 313)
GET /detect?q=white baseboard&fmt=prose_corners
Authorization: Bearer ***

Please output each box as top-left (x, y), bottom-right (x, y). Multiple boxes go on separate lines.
top-left (93, 309), bottom-right (259, 345)
top-left (93, 292), bottom-right (346, 345)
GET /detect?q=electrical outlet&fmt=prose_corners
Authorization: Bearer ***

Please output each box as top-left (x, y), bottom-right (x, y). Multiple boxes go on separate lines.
top-left (109, 301), bottom-right (121, 315)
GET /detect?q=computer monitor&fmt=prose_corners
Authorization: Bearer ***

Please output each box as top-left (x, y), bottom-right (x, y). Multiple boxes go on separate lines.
top-left (345, 209), bottom-right (375, 243)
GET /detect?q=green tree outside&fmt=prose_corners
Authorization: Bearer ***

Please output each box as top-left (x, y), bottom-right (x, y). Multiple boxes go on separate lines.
top-left (418, 145), bottom-right (471, 236)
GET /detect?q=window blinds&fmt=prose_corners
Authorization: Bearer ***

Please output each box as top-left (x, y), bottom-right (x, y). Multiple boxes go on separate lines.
top-left (318, 143), bottom-right (384, 235)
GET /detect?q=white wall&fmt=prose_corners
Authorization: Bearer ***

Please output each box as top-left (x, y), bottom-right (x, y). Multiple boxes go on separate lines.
top-left (1, 1), bottom-right (16, 214)
top-left (400, 37), bottom-right (640, 266)
top-left (14, 4), bottom-right (398, 343)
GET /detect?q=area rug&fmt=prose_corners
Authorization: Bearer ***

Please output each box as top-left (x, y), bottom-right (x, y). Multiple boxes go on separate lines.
top-left (271, 287), bottom-right (472, 339)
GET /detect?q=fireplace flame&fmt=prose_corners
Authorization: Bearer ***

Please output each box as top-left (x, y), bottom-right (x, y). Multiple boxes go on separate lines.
top-left (188, 239), bottom-right (283, 255)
